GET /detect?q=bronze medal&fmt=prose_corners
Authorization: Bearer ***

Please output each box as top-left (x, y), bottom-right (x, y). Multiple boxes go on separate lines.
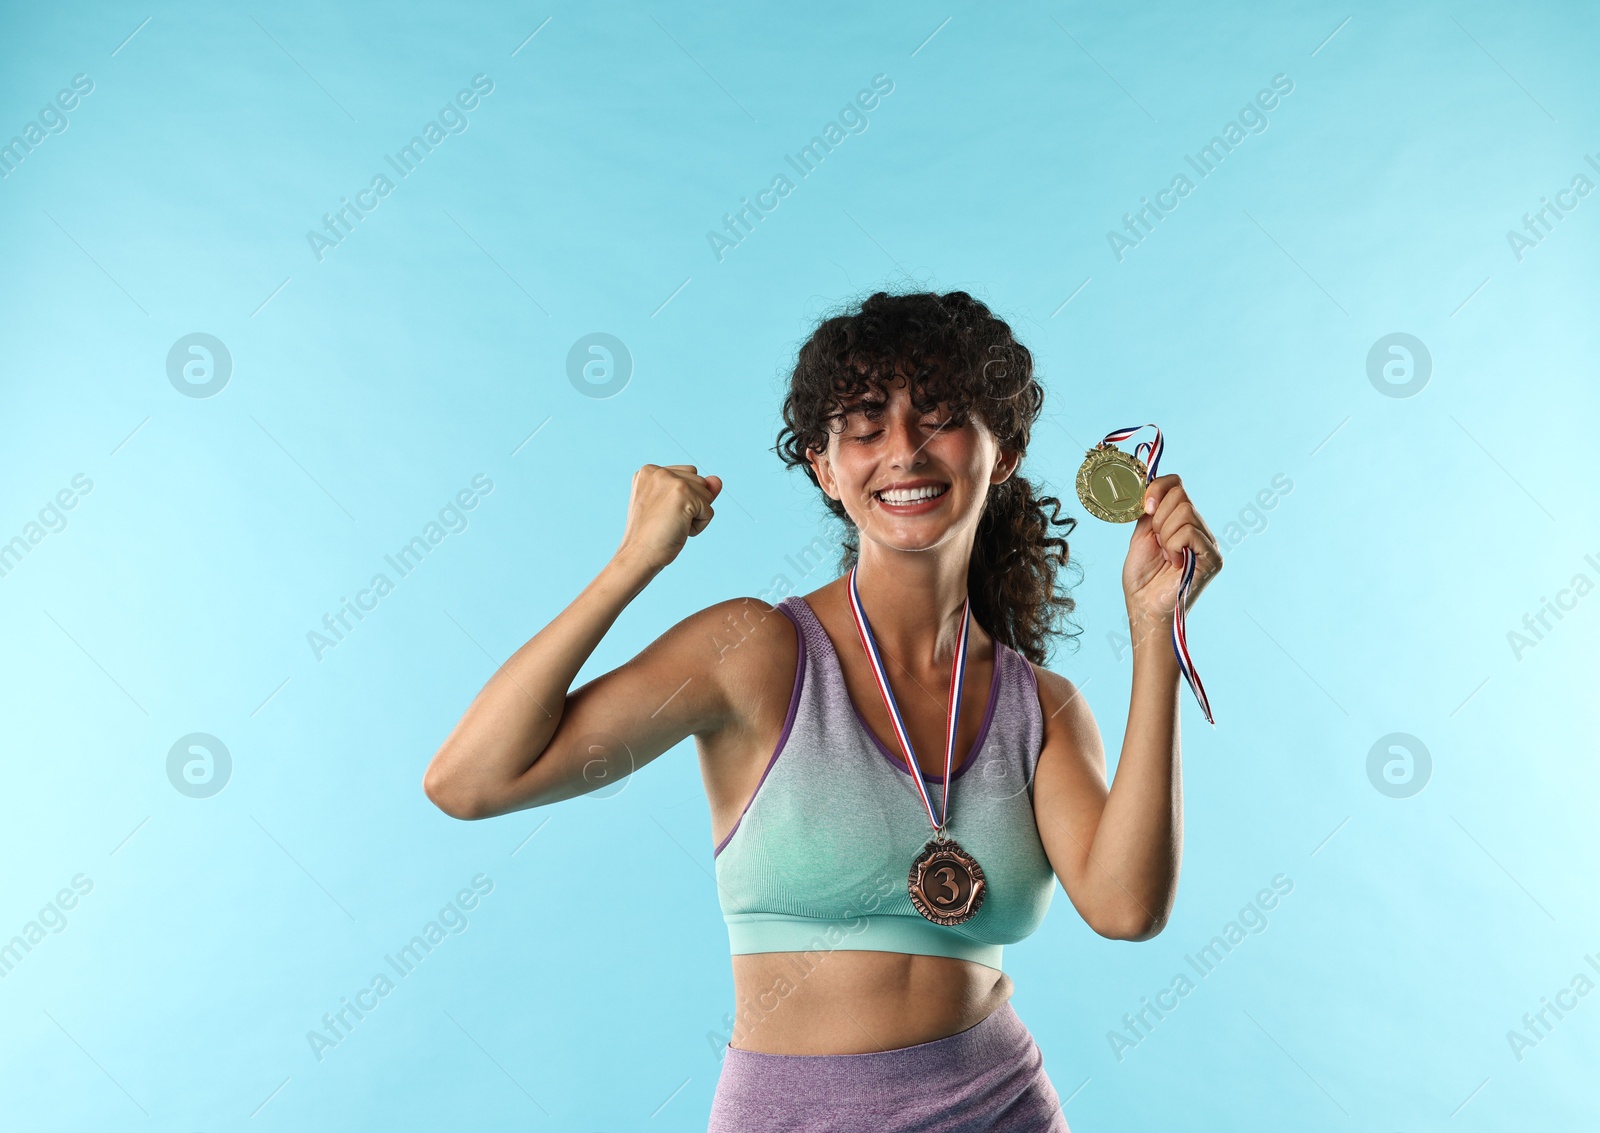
top-left (847, 565), bottom-right (990, 929)
top-left (1076, 442), bottom-right (1148, 523)
top-left (909, 836), bottom-right (987, 926)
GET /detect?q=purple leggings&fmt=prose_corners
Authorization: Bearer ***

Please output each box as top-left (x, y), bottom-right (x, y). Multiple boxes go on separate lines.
top-left (707, 1000), bottom-right (1070, 1132)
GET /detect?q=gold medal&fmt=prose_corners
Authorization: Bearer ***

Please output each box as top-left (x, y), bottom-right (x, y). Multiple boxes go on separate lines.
top-left (1075, 423), bottom-right (1217, 725)
top-left (1076, 443), bottom-right (1148, 523)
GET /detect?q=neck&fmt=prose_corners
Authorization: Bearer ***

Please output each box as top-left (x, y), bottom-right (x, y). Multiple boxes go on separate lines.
top-left (849, 541), bottom-right (975, 670)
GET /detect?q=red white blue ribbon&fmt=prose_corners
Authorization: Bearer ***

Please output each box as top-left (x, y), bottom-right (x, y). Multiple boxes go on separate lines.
top-left (846, 563), bottom-right (971, 832)
top-left (1100, 424), bottom-right (1214, 726)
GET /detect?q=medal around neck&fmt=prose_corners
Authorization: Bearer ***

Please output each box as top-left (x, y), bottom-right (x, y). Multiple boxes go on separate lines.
top-left (846, 564), bottom-right (987, 927)
top-left (909, 836), bottom-right (987, 926)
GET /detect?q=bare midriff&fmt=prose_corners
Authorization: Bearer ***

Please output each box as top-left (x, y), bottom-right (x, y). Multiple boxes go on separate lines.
top-left (728, 949), bottom-right (1014, 1055)
top-left (713, 589), bottom-right (1016, 1056)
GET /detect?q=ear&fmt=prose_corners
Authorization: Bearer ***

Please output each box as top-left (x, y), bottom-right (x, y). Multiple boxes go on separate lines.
top-left (806, 445), bottom-right (840, 501)
top-left (991, 445), bottom-right (1021, 486)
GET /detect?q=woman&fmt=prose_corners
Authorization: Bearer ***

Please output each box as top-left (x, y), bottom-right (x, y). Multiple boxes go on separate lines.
top-left (423, 290), bottom-right (1221, 1131)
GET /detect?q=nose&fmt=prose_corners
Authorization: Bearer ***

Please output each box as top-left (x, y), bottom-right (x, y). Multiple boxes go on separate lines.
top-left (885, 405), bottom-right (929, 471)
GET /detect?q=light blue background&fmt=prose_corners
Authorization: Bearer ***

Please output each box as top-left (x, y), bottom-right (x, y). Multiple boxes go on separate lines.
top-left (2, 2), bottom-right (1596, 1130)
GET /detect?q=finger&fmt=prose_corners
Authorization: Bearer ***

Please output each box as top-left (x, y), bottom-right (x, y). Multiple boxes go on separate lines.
top-left (1162, 520), bottom-right (1220, 571)
top-left (1156, 498), bottom-right (1198, 547)
top-left (1168, 499), bottom-right (1219, 550)
top-left (1142, 473), bottom-right (1182, 517)
top-left (1130, 511), bottom-right (1180, 567)
top-left (1152, 496), bottom-right (1193, 565)
top-left (686, 476), bottom-right (720, 507)
top-left (1151, 480), bottom-right (1218, 547)
top-left (672, 469), bottom-right (720, 501)
top-left (1149, 481), bottom-right (1188, 531)
top-left (1159, 518), bottom-right (1211, 555)
top-left (689, 504), bottom-right (715, 536)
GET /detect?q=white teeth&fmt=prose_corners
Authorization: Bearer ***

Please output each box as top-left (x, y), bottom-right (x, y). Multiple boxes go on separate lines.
top-left (876, 484), bottom-right (948, 504)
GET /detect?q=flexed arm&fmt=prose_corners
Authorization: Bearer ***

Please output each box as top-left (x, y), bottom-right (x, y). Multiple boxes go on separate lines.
top-left (423, 464), bottom-right (727, 819)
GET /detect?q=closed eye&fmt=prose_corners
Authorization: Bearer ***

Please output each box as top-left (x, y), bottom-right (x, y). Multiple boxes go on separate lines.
top-left (852, 418), bottom-right (952, 444)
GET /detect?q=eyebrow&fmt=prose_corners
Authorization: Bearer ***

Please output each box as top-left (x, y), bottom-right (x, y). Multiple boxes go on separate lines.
top-left (840, 397), bottom-right (963, 416)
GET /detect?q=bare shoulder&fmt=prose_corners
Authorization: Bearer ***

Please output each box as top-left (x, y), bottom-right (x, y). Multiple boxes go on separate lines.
top-left (635, 593), bottom-right (788, 650)
top-left (1024, 660), bottom-right (1105, 775)
top-left (697, 595), bottom-right (802, 731)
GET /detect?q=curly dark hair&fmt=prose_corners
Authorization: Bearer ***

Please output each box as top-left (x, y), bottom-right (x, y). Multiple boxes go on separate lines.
top-left (773, 289), bottom-right (1081, 664)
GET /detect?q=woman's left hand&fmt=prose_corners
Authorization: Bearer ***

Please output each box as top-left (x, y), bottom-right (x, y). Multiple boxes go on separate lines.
top-left (1121, 473), bottom-right (1223, 626)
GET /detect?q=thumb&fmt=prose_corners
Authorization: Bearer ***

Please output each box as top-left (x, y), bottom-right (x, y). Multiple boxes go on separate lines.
top-left (704, 474), bottom-right (723, 499)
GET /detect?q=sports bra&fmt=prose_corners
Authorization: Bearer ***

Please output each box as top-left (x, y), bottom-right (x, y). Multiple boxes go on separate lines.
top-left (713, 594), bottom-right (1057, 972)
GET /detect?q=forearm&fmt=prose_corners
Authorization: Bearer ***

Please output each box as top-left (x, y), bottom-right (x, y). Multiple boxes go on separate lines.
top-left (1086, 610), bottom-right (1183, 937)
top-left (424, 551), bottom-right (660, 811)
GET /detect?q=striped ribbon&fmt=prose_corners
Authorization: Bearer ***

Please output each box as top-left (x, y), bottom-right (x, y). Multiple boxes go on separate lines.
top-left (846, 563), bottom-right (972, 832)
top-left (1100, 424), bottom-right (1214, 725)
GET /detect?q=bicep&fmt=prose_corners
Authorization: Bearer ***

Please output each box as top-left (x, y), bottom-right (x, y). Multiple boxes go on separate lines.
top-left (1028, 664), bottom-right (1114, 921)
top-left (484, 598), bottom-right (763, 816)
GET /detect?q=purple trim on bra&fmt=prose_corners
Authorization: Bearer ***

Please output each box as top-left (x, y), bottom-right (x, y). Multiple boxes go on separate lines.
top-left (793, 594), bottom-right (1004, 785)
top-left (713, 601), bottom-right (806, 859)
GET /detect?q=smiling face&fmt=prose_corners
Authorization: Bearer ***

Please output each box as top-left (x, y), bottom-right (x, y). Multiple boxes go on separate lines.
top-left (806, 370), bottom-right (1018, 555)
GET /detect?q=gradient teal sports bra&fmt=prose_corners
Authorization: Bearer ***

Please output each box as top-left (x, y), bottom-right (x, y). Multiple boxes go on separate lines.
top-left (713, 594), bottom-right (1057, 972)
